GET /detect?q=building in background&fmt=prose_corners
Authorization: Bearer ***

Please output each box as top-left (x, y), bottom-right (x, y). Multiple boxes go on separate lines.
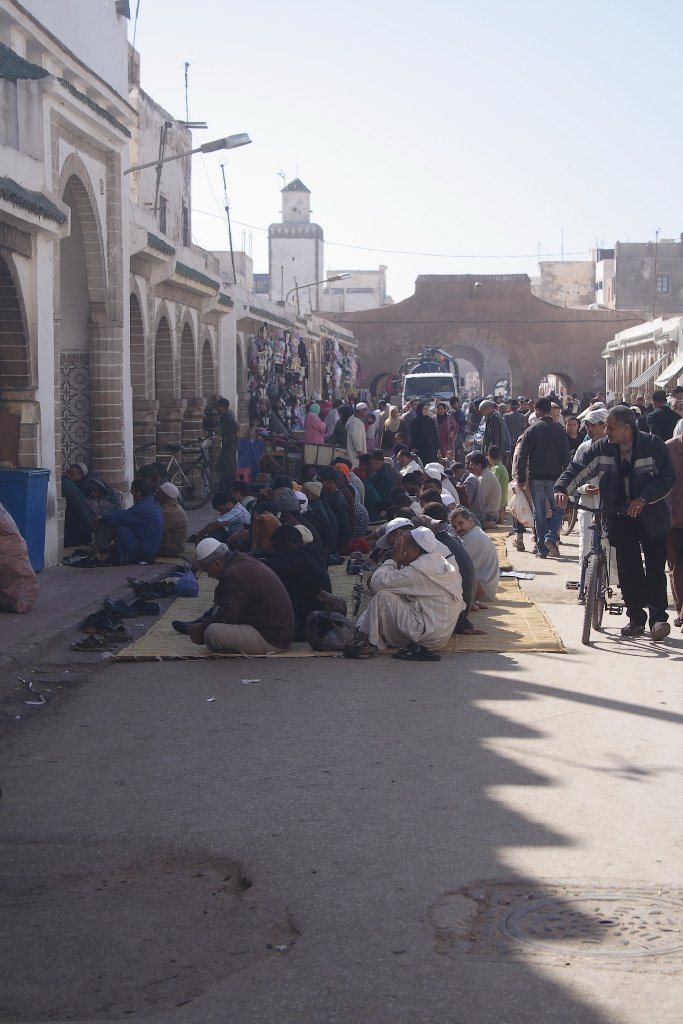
top-left (603, 316), bottom-right (683, 401)
top-left (321, 266), bottom-right (393, 313)
top-left (595, 238), bottom-right (683, 314)
top-left (268, 179), bottom-right (324, 312)
top-left (531, 260), bottom-right (595, 308)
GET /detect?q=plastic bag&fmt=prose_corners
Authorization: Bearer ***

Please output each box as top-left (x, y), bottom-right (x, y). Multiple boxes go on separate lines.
top-left (175, 566), bottom-right (199, 597)
top-left (508, 488), bottom-right (534, 528)
top-left (305, 610), bottom-right (355, 652)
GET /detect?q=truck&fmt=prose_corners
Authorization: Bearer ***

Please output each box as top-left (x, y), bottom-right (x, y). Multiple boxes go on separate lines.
top-left (398, 348), bottom-right (463, 408)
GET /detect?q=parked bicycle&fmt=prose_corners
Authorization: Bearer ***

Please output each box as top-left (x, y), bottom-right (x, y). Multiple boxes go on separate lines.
top-left (565, 500), bottom-right (623, 646)
top-left (133, 434), bottom-right (215, 510)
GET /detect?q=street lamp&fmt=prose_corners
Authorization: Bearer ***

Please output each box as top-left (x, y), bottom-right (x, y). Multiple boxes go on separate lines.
top-left (124, 133), bottom-right (252, 175)
top-left (286, 273), bottom-right (351, 314)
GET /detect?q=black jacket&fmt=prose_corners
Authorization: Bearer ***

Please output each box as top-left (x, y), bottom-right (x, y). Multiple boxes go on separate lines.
top-left (410, 415), bottom-right (439, 465)
top-left (517, 416), bottom-right (571, 483)
top-left (646, 405), bottom-right (681, 442)
top-left (554, 427), bottom-right (675, 539)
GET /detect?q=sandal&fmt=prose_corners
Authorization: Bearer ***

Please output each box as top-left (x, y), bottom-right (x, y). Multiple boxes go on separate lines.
top-left (392, 644), bottom-right (441, 662)
top-left (674, 617), bottom-right (683, 628)
top-left (342, 637), bottom-right (379, 659)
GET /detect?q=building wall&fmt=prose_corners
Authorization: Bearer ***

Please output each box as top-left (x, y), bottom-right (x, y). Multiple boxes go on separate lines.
top-left (13, 0), bottom-right (129, 96)
top-left (614, 240), bottom-right (683, 315)
top-left (531, 260), bottom-right (595, 307)
top-left (269, 229), bottom-right (323, 310)
top-left (602, 316), bottom-right (683, 401)
top-left (321, 266), bottom-right (393, 313)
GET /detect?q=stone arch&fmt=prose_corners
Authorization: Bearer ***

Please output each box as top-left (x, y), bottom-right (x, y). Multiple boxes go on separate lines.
top-left (59, 157), bottom-right (106, 307)
top-left (129, 290), bottom-right (148, 401)
top-left (154, 313), bottom-right (181, 449)
top-left (537, 369), bottom-right (576, 399)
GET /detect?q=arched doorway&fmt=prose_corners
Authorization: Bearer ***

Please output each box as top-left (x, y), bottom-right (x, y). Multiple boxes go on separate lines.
top-left (154, 315), bottom-right (179, 449)
top-left (201, 337), bottom-right (216, 397)
top-left (538, 371), bottom-right (575, 400)
top-left (59, 178), bottom-right (94, 467)
top-left (180, 321), bottom-right (203, 444)
top-left (130, 292), bottom-right (156, 453)
top-left (0, 254), bottom-right (33, 465)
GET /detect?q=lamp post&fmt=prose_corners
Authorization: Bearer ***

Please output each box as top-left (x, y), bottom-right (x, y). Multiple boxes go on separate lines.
top-left (286, 273), bottom-right (351, 315)
top-left (124, 133), bottom-right (252, 175)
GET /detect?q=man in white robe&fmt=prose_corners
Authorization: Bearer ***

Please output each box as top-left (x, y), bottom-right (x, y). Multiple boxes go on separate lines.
top-left (345, 526), bottom-right (464, 659)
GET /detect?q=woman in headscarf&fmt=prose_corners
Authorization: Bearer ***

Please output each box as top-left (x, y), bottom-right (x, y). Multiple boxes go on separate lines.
top-left (381, 406), bottom-right (401, 450)
top-left (303, 402), bottom-right (327, 444)
top-left (409, 401), bottom-right (439, 466)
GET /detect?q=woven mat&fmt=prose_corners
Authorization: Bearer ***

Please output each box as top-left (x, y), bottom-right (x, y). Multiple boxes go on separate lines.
top-left (113, 561), bottom-right (564, 661)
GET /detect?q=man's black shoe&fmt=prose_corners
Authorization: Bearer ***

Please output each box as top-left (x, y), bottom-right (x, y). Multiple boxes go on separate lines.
top-left (620, 622), bottom-right (645, 638)
top-left (171, 610), bottom-right (213, 635)
top-left (651, 621), bottom-right (671, 642)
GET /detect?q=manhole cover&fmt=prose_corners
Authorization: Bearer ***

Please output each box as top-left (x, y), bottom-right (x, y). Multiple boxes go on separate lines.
top-left (431, 884), bottom-right (683, 971)
top-left (0, 855), bottom-right (297, 1021)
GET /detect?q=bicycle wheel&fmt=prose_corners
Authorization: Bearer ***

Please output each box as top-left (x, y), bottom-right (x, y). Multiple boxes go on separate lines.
top-left (581, 555), bottom-right (599, 645)
top-left (591, 554), bottom-right (606, 631)
top-left (561, 506), bottom-right (578, 535)
top-left (173, 462), bottom-right (211, 510)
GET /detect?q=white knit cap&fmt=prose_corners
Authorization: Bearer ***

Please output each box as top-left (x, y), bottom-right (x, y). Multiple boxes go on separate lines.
top-left (159, 481), bottom-right (180, 500)
top-left (410, 526), bottom-right (436, 553)
top-left (195, 537), bottom-right (223, 562)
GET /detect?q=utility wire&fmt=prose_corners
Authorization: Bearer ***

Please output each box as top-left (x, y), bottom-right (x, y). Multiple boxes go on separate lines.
top-left (191, 206), bottom-right (590, 260)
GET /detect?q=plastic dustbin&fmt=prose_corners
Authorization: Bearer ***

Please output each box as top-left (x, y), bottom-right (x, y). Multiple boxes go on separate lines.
top-left (0, 468), bottom-right (50, 572)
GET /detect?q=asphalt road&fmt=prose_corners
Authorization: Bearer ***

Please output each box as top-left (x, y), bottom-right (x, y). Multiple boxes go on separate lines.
top-left (2, 534), bottom-right (683, 1024)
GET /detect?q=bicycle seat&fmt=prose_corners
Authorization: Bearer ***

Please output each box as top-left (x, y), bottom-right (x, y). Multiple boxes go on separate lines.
top-left (163, 444), bottom-right (182, 453)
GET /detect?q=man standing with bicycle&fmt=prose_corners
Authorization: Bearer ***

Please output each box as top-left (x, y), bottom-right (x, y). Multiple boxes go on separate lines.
top-left (555, 405), bottom-right (676, 642)
top-left (571, 408), bottom-right (608, 576)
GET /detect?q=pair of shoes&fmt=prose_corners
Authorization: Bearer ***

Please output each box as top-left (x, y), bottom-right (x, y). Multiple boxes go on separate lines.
top-left (328, 554), bottom-right (345, 566)
top-left (317, 590), bottom-right (348, 616)
top-left (392, 644), bottom-right (441, 662)
top-left (127, 576), bottom-right (177, 599)
top-left (514, 536), bottom-right (525, 552)
top-left (171, 610), bottom-right (213, 635)
top-left (342, 636), bottom-right (378, 659)
top-left (651, 621), bottom-right (671, 642)
top-left (103, 596), bottom-right (160, 618)
top-left (620, 621), bottom-right (645, 639)
top-left (545, 540), bottom-right (561, 558)
top-left (71, 634), bottom-right (112, 651)
top-left (81, 609), bottom-right (123, 633)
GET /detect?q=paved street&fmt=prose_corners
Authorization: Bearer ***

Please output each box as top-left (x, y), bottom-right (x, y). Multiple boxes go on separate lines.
top-left (1, 532), bottom-right (683, 1024)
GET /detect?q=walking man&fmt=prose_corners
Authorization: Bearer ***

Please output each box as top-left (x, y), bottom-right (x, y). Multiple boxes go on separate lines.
top-left (555, 405), bottom-right (675, 641)
top-left (517, 396), bottom-right (570, 558)
top-left (215, 397), bottom-right (239, 488)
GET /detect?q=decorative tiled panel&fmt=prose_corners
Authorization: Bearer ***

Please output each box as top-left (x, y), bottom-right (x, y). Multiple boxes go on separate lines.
top-left (59, 351), bottom-right (90, 468)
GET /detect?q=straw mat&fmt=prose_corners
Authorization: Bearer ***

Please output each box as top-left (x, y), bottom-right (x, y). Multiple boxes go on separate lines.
top-left (114, 562), bottom-right (564, 661)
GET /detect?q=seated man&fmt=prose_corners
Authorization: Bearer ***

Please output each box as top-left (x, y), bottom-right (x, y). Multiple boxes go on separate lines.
top-left (346, 526), bottom-right (464, 659)
top-left (486, 444), bottom-right (509, 524)
top-left (100, 478), bottom-right (164, 564)
top-left (449, 507), bottom-right (499, 602)
top-left (194, 491), bottom-right (251, 544)
top-left (261, 526), bottom-right (332, 640)
top-left (466, 452), bottom-right (502, 525)
top-left (189, 538), bottom-right (295, 655)
top-left (155, 481), bottom-right (189, 557)
top-left (450, 462), bottom-right (489, 524)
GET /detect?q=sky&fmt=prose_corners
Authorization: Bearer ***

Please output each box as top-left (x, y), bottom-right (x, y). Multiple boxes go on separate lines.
top-left (130, 0), bottom-right (683, 303)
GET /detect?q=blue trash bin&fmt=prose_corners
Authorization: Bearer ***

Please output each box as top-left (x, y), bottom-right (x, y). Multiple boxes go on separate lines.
top-left (0, 468), bottom-right (50, 572)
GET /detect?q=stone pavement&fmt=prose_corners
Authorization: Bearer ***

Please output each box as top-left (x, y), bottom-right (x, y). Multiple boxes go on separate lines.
top-left (0, 506), bottom-right (207, 675)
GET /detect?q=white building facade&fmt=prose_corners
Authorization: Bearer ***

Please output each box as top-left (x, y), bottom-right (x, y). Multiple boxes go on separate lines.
top-left (603, 316), bottom-right (683, 401)
top-left (268, 179), bottom-right (324, 312)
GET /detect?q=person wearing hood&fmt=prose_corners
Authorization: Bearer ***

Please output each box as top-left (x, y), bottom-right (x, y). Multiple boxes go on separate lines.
top-left (344, 524), bottom-right (464, 659)
top-left (303, 403), bottom-right (327, 444)
top-left (260, 526), bottom-right (332, 640)
top-left (409, 402), bottom-right (440, 466)
top-left (156, 481), bottom-right (189, 557)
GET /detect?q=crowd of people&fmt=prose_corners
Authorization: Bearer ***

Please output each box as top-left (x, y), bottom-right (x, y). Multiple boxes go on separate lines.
top-left (51, 380), bottom-right (683, 654)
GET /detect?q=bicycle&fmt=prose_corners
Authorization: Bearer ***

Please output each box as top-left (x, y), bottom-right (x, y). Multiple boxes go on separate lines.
top-left (560, 504), bottom-right (578, 535)
top-left (133, 434), bottom-right (215, 510)
top-left (565, 500), bottom-right (623, 646)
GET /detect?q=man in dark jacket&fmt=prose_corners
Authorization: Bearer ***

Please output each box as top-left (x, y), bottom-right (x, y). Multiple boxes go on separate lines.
top-left (555, 405), bottom-right (675, 641)
top-left (318, 466), bottom-right (351, 552)
top-left (646, 390), bottom-right (681, 441)
top-left (261, 526), bottom-right (332, 640)
top-left (517, 397), bottom-right (570, 558)
top-left (504, 399), bottom-right (527, 451)
top-left (100, 478), bottom-right (163, 563)
top-left (480, 400), bottom-right (508, 459)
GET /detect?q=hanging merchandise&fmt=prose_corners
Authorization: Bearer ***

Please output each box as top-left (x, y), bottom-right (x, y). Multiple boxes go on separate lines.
top-left (245, 323), bottom-right (309, 429)
top-left (322, 336), bottom-right (358, 401)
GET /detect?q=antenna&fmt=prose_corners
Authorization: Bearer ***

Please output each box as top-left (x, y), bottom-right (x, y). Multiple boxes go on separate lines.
top-left (277, 169), bottom-right (286, 184)
top-left (184, 62), bottom-right (190, 123)
top-left (132, 0), bottom-right (141, 48)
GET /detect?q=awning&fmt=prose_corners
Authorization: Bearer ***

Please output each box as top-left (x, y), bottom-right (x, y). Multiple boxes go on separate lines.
top-left (627, 356), bottom-right (667, 389)
top-left (654, 350), bottom-right (683, 388)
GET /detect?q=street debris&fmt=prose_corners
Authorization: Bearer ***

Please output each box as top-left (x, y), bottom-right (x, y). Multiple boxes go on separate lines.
top-left (206, 698), bottom-right (216, 703)
top-left (17, 677), bottom-right (50, 707)
top-left (241, 679), bottom-right (261, 685)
